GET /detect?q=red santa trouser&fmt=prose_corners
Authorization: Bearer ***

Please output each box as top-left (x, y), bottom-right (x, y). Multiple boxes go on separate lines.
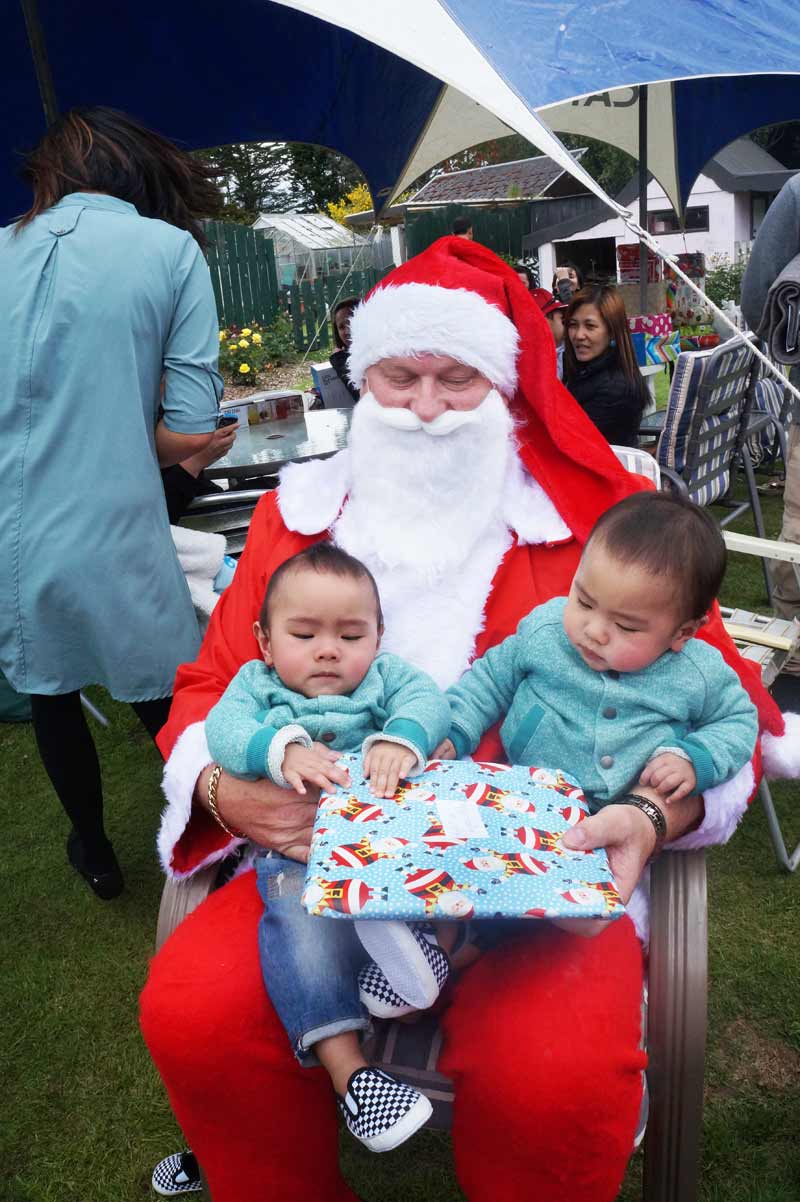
top-left (141, 871), bottom-right (645, 1202)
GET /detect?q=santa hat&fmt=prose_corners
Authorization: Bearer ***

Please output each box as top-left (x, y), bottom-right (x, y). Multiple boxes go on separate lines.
top-left (347, 235), bottom-right (647, 543)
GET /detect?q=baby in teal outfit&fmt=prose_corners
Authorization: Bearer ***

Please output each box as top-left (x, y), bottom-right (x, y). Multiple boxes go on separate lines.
top-left (446, 492), bottom-right (758, 810)
top-left (206, 543), bottom-right (452, 1152)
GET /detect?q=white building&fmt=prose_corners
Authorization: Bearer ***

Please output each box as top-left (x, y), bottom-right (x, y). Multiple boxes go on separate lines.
top-left (529, 138), bottom-right (796, 286)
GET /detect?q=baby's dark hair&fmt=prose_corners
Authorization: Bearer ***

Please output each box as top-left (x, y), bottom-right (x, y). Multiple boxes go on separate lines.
top-left (258, 543), bottom-right (384, 630)
top-left (585, 492), bottom-right (727, 621)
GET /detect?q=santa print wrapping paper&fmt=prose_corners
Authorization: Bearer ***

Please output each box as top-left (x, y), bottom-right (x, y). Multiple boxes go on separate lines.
top-left (302, 755), bottom-right (625, 923)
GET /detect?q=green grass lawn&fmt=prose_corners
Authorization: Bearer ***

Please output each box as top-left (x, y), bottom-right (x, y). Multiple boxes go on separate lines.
top-left (3, 485), bottom-right (799, 1202)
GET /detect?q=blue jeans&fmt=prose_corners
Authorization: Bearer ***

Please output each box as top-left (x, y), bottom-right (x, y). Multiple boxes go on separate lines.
top-left (255, 852), bottom-right (371, 1066)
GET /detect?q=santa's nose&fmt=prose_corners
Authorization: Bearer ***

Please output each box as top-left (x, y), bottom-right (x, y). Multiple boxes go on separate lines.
top-left (409, 378), bottom-right (449, 422)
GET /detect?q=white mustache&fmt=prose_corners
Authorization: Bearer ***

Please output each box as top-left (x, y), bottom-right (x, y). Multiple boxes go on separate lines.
top-left (361, 392), bottom-right (488, 437)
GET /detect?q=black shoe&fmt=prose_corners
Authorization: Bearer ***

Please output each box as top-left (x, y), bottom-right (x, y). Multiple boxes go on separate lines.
top-left (66, 829), bottom-right (124, 900)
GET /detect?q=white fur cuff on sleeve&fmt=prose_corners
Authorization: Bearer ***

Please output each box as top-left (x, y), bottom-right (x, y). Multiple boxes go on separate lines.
top-left (158, 720), bottom-right (244, 879)
top-left (667, 759), bottom-right (754, 851)
top-left (761, 712), bottom-right (800, 779)
top-left (269, 724), bottom-right (313, 787)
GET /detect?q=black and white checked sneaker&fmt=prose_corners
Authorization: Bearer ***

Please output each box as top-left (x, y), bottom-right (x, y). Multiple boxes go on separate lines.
top-left (355, 921), bottom-right (450, 1012)
top-left (151, 1150), bottom-right (202, 1196)
top-left (338, 1067), bottom-right (432, 1152)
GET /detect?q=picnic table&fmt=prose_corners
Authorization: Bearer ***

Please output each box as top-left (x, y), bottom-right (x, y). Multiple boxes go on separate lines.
top-left (203, 406), bottom-right (352, 483)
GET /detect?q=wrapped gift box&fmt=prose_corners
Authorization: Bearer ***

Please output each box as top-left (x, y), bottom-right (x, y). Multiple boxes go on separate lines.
top-left (631, 330), bottom-right (682, 366)
top-left (628, 311), bottom-right (673, 337)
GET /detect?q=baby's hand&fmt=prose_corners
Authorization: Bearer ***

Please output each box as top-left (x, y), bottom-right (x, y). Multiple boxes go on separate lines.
top-left (638, 753), bottom-right (696, 803)
top-left (363, 740), bottom-right (417, 798)
top-left (432, 737), bottom-right (457, 760)
top-left (282, 742), bottom-right (350, 796)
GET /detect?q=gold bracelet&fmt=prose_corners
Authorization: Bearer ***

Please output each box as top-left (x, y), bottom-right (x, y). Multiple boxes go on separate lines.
top-left (206, 763), bottom-right (245, 839)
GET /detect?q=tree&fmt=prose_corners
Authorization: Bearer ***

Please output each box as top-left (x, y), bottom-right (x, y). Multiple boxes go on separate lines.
top-left (286, 145), bottom-right (364, 211)
top-left (327, 182), bottom-right (373, 226)
top-left (194, 142), bottom-right (367, 223)
top-left (195, 143), bottom-right (295, 224)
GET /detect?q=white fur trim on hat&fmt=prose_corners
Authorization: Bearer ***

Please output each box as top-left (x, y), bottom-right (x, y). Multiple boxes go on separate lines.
top-left (347, 283), bottom-right (519, 395)
top-left (761, 711), bottom-right (800, 779)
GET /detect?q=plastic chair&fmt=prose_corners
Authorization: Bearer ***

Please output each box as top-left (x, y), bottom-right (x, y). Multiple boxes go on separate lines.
top-left (654, 336), bottom-right (774, 604)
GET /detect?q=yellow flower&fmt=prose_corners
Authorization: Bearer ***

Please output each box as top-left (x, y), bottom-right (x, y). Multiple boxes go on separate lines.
top-left (228, 342), bottom-right (237, 352)
top-left (241, 328), bottom-right (252, 337)
top-left (252, 333), bottom-right (262, 344)
top-left (238, 339), bottom-right (250, 349)
top-left (219, 330), bottom-right (227, 341)
top-left (239, 363), bottom-right (251, 374)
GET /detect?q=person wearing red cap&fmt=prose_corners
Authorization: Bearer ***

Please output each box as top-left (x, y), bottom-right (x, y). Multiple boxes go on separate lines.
top-left (530, 286), bottom-right (568, 379)
top-left (141, 236), bottom-right (798, 1202)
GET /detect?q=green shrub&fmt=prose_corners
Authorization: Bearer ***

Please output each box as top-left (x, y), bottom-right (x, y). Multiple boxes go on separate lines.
top-left (704, 252), bottom-right (749, 308)
top-left (218, 311), bottom-right (298, 383)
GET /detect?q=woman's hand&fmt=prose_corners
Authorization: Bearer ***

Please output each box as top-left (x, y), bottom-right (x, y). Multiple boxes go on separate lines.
top-left (180, 421), bottom-right (239, 476)
top-left (195, 765), bottom-right (321, 863)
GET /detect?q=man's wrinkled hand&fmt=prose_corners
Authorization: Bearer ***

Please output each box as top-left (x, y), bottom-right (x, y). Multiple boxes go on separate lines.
top-left (196, 766), bottom-right (324, 863)
top-left (363, 740), bottom-right (417, 798)
top-left (561, 802), bottom-right (658, 906)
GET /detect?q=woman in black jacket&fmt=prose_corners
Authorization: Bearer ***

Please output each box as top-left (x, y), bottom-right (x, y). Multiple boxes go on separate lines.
top-left (563, 285), bottom-right (647, 447)
top-left (328, 296), bottom-right (361, 403)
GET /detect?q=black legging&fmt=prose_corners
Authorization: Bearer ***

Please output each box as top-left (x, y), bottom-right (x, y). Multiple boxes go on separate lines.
top-left (30, 691), bottom-right (172, 868)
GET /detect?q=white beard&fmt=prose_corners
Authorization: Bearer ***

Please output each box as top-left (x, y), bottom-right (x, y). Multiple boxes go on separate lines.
top-left (331, 390), bottom-right (517, 686)
top-left (334, 390), bottom-right (515, 578)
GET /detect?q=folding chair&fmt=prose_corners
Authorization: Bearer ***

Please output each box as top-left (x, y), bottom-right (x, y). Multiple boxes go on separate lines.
top-left (654, 335), bottom-right (774, 604)
top-left (154, 444), bottom-right (710, 1202)
top-left (180, 488), bottom-right (271, 558)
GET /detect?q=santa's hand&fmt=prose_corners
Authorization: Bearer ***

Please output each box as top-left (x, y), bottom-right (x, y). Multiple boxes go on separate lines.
top-left (363, 740), bottom-right (417, 798)
top-left (639, 753), bottom-right (696, 803)
top-left (561, 802), bottom-right (658, 906)
top-left (432, 737), bottom-right (457, 760)
top-left (282, 742), bottom-right (350, 796)
top-left (195, 766), bottom-right (321, 862)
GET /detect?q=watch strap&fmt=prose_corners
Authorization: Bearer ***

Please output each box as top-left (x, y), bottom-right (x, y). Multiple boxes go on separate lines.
top-left (616, 792), bottom-right (667, 857)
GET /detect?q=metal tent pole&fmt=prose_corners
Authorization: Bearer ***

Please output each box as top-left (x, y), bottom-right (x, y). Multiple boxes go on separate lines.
top-left (20, 0), bottom-right (59, 125)
top-left (638, 84), bottom-right (649, 313)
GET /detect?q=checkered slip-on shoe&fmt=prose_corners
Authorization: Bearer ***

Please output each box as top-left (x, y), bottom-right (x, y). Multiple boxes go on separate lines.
top-left (354, 921), bottom-right (450, 1010)
top-left (358, 959), bottom-right (418, 1018)
top-left (338, 1066), bottom-right (432, 1152)
top-left (151, 1150), bottom-right (202, 1196)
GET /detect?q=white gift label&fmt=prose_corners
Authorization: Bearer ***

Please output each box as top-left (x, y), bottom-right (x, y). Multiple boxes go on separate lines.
top-left (436, 797), bottom-right (488, 839)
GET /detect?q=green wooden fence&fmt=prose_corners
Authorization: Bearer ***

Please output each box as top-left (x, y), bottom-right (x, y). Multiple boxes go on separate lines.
top-left (204, 219), bottom-right (391, 354)
top-left (406, 204), bottom-right (533, 262)
top-left (204, 220), bottom-right (280, 328)
top-left (286, 267), bottom-right (391, 355)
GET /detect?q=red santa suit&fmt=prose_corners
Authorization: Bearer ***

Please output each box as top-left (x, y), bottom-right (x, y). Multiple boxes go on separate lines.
top-left (142, 236), bottom-right (798, 1202)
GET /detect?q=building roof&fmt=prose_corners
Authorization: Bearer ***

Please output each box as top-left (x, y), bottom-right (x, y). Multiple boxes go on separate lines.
top-left (703, 137), bottom-right (795, 195)
top-left (409, 149), bottom-right (587, 205)
top-left (251, 211), bottom-right (367, 249)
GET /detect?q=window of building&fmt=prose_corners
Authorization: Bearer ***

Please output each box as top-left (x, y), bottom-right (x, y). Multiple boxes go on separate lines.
top-left (647, 206), bottom-right (710, 235)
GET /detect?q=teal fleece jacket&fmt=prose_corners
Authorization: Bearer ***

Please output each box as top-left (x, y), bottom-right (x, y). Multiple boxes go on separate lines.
top-left (447, 597), bottom-right (758, 805)
top-left (206, 652), bottom-right (451, 786)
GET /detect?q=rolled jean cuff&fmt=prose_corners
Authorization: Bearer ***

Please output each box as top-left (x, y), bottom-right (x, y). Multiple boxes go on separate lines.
top-left (295, 1015), bottom-right (372, 1068)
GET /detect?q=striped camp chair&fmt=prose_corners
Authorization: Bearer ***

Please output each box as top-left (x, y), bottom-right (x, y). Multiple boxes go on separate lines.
top-left (655, 335), bottom-right (774, 603)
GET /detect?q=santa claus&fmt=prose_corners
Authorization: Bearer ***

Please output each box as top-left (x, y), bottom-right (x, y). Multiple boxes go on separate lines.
top-left (142, 236), bottom-right (798, 1202)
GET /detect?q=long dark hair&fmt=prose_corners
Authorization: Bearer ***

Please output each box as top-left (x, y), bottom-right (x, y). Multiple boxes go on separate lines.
top-left (562, 285), bottom-right (643, 394)
top-left (15, 107), bottom-right (222, 245)
top-left (332, 296), bottom-right (359, 349)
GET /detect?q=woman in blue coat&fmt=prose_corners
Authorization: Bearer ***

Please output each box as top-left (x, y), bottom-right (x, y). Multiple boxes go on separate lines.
top-left (0, 108), bottom-right (224, 898)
